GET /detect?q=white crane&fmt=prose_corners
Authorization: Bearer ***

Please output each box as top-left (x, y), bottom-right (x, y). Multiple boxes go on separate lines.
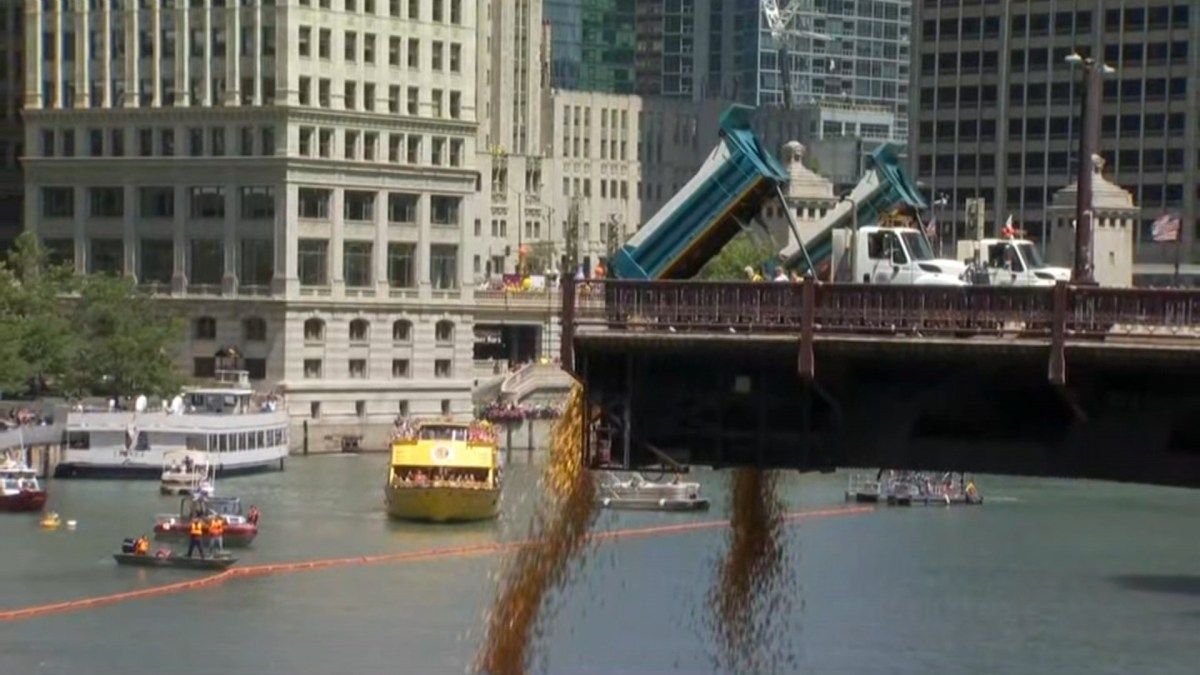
top-left (760, 0), bottom-right (832, 109)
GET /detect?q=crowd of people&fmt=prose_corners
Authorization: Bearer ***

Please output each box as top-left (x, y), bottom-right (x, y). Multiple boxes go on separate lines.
top-left (393, 467), bottom-right (492, 490)
top-left (0, 407), bottom-right (50, 429)
top-left (478, 402), bottom-right (563, 423)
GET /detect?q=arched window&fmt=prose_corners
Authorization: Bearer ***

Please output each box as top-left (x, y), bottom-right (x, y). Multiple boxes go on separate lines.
top-left (193, 317), bottom-right (217, 340)
top-left (243, 317), bottom-right (267, 342)
top-left (392, 319), bottom-right (412, 342)
top-left (349, 318), bottom-right (370, 342)
top-left (435, 320), bottom-right (455, 344)
top-left (304, 318), bottom-right (325, 342)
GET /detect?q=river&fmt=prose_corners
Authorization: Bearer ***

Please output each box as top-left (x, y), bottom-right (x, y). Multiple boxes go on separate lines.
top-left (2, 453), bottom-right (1197, 675)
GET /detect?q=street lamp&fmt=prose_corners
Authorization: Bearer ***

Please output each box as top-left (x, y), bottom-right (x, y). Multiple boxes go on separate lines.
top-left (1065, 53), bottom-right (1116, 285)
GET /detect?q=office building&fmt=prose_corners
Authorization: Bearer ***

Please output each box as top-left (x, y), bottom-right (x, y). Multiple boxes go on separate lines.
top-left (544, 0), bottom-right (636, 94)
top-left (0, 2), bottom-right (21, 247)
top-left (22, 0), bottom-right (482, 426)
top-left (631, 0), bottom-right (910, 143)
top-left (909, 2), bottom-right (1196, 276)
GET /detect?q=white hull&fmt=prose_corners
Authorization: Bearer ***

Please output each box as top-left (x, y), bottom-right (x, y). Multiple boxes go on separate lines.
top-left (59, 409), bottom-right (290, 477)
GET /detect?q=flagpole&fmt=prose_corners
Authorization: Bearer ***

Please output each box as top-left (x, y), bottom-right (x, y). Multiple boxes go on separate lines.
top-left (1174, 229), bottom-right (1182, 287)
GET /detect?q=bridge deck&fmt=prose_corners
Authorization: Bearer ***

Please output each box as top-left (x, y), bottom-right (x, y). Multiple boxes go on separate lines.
top-left (561, 280), bottom-right (1200, 488)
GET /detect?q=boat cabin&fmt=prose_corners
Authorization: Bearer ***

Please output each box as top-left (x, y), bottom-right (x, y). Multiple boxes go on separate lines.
top-left (0, 464), bottom-right (39, 492)
top-left (181, 495), bottom-right (245, 521)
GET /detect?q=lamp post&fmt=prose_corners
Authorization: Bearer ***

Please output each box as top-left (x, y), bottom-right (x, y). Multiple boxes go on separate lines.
top-left (839, 192), bottom-right (858, 233)
top-left (1065, 53), bottom-right (1116, 285)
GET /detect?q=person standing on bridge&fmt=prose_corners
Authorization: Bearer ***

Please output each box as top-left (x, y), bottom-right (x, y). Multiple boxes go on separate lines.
top-left (744, 266), bottom-right (763, 282)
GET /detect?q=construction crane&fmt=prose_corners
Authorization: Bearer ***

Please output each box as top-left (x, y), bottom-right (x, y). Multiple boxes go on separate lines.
top-left (761, 0), bottom-right (832, 109)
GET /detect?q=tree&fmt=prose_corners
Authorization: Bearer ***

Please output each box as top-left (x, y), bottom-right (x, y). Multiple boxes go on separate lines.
top-left (0, 233), bottom-right (78, 395)
top-left (64, 275), bottom-right (185, 398)
top-left (698, 230), bottom-right (780, 280)
top-left (0, 232), bottom-right (184, 399)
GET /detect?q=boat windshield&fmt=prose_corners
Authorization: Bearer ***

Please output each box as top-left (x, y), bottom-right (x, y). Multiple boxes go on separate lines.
top-left (418, 425), bottom-right (468, 442)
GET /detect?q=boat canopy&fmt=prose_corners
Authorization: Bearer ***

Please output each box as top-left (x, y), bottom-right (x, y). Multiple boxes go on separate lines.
top-left (390, 441), bottom-right (495, 470)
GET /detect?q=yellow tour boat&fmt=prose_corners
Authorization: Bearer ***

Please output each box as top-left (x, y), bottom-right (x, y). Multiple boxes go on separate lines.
top-left (384, 418), bottom-right (502, 523)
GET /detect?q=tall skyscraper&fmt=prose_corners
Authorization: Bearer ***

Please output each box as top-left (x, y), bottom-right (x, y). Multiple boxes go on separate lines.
top-left (908, 1), bottom-right (1197, 276)
top-left (630, 0), bottom-right (910, 141)
top-left (544, 0), bottom-right (637, 93)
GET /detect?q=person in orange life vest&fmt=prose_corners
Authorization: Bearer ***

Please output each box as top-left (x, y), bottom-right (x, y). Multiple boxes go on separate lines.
top-left (134, 535), bottom-right (150, 555)
top-left (208, 516), bottom-right (226, 555)
top-left (186, 516), bottom-right (206, 559)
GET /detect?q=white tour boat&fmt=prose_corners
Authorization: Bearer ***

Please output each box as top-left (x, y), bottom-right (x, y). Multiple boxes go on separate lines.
top-left (57, 368), bottom-right (289, 479)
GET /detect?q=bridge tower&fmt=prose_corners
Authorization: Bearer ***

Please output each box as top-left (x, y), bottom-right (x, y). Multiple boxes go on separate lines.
top-left (1046, 155), bottom-right (1137, 287)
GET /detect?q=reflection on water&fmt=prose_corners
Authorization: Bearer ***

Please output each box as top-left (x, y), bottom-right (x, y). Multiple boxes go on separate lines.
top-left (1, 459), bottom-right (1199, 675)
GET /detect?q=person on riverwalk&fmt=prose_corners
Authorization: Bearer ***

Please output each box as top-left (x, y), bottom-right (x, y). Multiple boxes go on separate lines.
top-left (208, 515), bottom-right (225, 555)
top-left (186, 516), bottom-right (206, 558)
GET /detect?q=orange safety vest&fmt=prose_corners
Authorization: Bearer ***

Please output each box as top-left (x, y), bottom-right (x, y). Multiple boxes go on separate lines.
top-left (135, 538), bottom-right (149, 554)
top-left (189, 520), bottom-right (203, 537)
top-left (209, 519), bottom-right (225, 536)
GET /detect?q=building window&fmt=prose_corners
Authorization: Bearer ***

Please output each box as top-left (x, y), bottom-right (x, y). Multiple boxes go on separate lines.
top-left (139, 239), bottom-right (173, 284)
top-left (189, 187), bottom-right (226, 219)
top-left (41, 187), bottom-right (74, 218)
top-left (430, 245), bottom-right (458, 290)
top-left (194, 358), bottom-right (217, 378)
top-left (387, 243), bottom-right (415, 287)
top-left (434, 360), bottom-right (451, 378)
top-left (304, 318), bottom-right (325, 342)
top-left (435, 320), bottom-right (454, 344)
top-left (303, 359), bottom-right (323, 379)
top-left (89, 239), bottom-right (124, 275)
top-left (89, 187), bottom-right (124, 218)
top-left (243, 317), bottom-right (267, 342)
top-left (392, 359), bottom-right (410, 378)
top-left (398, 400), bottom-right (409, 416)
top-left (349, 318), bottom-right (370, 343)
top-left (299, 188), bottom-right (331, 219)
top-left (388, 193), bottom-right (417, 223)
top-left (240, 187), bottom-right (275, 219)
top-left (298, 239), bottom-right (329, 286)
top-left (349, 359), bottom-right (367, 379)
top-left (430, 196), bottom-right (461, 226)
top-left (344, 241), bottom-right (373, 288)
top-left (344, 191), bottom-right (375, 222)
top-left (139, 187), bottom-right (174, 218)
top-left (392, 319), bottom-right (412, 342)
top-left (449, 43), bottom-right (461, 72)
top-left (188, 239), bottom-right (222, 285)
top-left (299, 26), bottom-right (312, 57)
top-left (441, 399), bottom-right (451, 415)
top-left (240, 238), bottom-right (274, 287)
top-left (311, 401), bottom-right (322, 418)
top-left (356, 400), bottom-right (367, 418)
top-left (194, 317), bottom-right (217, 340)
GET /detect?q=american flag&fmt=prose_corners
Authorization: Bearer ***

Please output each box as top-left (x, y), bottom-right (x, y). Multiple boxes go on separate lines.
top-left (924, 215), bottom-right (938, 242)
top-left (1152, 212), bottom-right (1181, 243)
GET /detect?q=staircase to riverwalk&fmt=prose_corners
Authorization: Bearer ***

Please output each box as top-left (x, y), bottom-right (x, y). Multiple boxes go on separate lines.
top-left (499, 362), bottom-right (573, 404)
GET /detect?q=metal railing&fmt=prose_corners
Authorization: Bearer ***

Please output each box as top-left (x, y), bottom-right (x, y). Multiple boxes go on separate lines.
top-left (561, 279), bottom-right (1200, 341)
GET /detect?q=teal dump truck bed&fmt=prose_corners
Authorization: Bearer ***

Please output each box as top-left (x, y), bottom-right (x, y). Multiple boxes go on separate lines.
top-left (609, 105), bottom-right (789, 280)
top-left (609, 105), bottom-right (928, 281)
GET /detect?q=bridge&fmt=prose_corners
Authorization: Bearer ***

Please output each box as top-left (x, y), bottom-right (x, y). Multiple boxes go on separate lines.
top-left (559, 279), bottom-right (1200, 489)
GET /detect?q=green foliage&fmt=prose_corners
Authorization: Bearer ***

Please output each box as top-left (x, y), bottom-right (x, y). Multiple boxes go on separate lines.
top-left (0, 232), bottom-right (184, 399)
top-left (698, 231), bottom-right (780, 280)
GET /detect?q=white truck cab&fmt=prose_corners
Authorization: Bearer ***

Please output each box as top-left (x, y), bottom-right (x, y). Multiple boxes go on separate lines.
top-left (957, 237), bottom-right (1071, 287)
top-left (831, 226), bottom-right (967, 286)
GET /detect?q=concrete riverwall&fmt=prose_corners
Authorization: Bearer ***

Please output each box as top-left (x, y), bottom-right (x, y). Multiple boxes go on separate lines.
top-left (291, 418), bottom-right (558, 455)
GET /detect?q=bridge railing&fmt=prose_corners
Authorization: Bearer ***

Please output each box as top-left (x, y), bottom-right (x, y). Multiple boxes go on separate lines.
top-left (561, 279), bottom-right (1200, 340)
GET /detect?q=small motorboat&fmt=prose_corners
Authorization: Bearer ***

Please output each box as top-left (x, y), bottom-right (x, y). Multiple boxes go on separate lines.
top-left (1, 454), bottom-right (49, 513)
top-left (160, 450), bottom-right (214, 496)
top-left (154, 495), bottom-right (259, 547)
top-left (595, 471), bottom-right (710, 512)
top-left (113, 551), bottom-right (238, 571)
